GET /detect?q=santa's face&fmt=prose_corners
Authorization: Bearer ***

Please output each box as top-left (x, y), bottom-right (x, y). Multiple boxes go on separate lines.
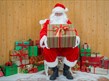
top-left (49, 12), bottom-right (68, 24)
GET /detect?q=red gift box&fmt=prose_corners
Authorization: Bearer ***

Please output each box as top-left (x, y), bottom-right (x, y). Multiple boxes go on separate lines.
top-left (36, 40), bottom-right (40, 46)
top-left (28, 68), bottom-right (38, 73)
top-left (72, 62), bottom-right (80, 71)
top-left (81, 56), bottom-right (103, 67)
top-left (102, 59), bottom-right (109, 69)
top-left (104, 60), bottom-right (109, 69)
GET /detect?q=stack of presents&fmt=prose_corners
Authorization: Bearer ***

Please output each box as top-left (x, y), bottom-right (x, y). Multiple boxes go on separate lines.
top-left (0, 39), bottom-right (44, 77)
top-left (0, 24), bottom-right (109, 77)
top-left (73, 43), bottom-right (109, 75)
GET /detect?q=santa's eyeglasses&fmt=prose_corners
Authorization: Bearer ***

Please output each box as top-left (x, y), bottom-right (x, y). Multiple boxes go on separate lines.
top-left (55, 13), bottom-right (63, 16)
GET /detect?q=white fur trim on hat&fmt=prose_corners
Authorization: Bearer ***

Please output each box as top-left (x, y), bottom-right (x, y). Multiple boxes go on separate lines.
top-left (52, 7), bottom-right (66, 13)
top-left (65, 8), bottom-right (68, 12)
top-left (39, 19), bottom-right (48, 24)
top-left (44, 58), bottom-right (58, 68)
top-left (63, 57), bottom-right (77, 67)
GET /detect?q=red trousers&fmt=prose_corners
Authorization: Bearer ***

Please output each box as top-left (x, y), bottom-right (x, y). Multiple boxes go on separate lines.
top-left (43, 47), bottom-right (79, 67)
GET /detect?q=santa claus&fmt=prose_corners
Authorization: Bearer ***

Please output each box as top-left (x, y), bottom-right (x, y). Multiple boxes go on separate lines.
top-left (40, 3), bottom-right (80, 80)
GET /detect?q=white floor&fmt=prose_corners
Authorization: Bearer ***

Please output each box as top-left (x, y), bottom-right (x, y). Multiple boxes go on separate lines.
top-left (0, 71), bottom-right (109, 81)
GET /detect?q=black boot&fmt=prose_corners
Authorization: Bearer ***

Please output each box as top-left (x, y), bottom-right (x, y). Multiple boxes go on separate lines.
top-left (50, 66), bottom-right (59, 80)
top-left (63, 64), bottom-right (73, 79)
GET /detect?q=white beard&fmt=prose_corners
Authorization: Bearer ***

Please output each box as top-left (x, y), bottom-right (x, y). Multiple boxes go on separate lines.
top-left (49, 13), bottom-right (68, 24)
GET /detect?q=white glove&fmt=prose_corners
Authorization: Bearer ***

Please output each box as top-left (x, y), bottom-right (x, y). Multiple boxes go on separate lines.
top-left (40, 35), bottom-right (49, 49)
top-left (74, 36), bottom-right (80, 48)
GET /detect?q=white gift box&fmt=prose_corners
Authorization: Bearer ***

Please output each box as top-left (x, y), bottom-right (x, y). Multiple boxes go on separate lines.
top-left (90, 67), bottom-right (108, 75)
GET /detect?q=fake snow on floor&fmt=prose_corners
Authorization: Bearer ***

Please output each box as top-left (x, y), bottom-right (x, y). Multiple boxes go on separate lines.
top-left (0, 71), bottom-right (109, 81)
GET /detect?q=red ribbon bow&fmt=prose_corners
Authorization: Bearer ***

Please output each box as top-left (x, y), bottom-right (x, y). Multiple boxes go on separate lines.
top-left (52, 24), bottom-right (69, 37)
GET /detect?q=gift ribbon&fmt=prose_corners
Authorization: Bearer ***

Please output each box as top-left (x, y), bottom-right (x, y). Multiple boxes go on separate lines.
top-left (10, 50), bottom-right (28, 68)
top-left (18, 43), bottom-right (28, 49)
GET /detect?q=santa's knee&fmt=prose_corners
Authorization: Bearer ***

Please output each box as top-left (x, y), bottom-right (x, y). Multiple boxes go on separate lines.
top-left (63, 57), bottom-right (78, 67)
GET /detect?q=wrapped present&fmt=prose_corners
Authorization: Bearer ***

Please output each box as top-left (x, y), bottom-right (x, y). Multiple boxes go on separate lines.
top-left (35, 54), bottom-right (44, 65)
top-left (15, 41), bottom-right (31, 50)
top-left (10, 50), bottom-right (29, 66)
top-left (18, 64), bottom-right (33, 73)
top-left (25, 64), bottom-right (33, 71)
top-left (2, 63), bottom-right (17, 76)
top-left (47, 24), bottom-right (76, 48)
top-left (18, 66), bottom-right (29, 73)
top-left (19, 64), bottom-right (38, 73)
top-left (37, 64), bottom-right (44, 71)
top-left (81, 65), bottom-right (90, 72)
top-left (10, 50), bottom-right (20, 61)
top-left (0, 66), bottom-right (4, 77)
top-left (26, 64), bottom-right (38, 73)
top-left (29, 57), bottom-right (35, 64)
top-left (15, 46), bottom-right (22, 51)
top-left (91, 52), bottom-right (103, 57)
top-left (80, 43), bottom-right (91, 57)
top-left (15, 41), bottom-right (30, 46)
top-left (81, 56), bottom-right (103, 67)
top-left (29, 54), bottom-right (44, 65)
top-left (80, 48), bottom-right (91, 57)
top-left (18, 64), bottom-right (38, 74)
top-left (101, 59), bottom-right (109, 69)
top-left (72, 62), bottom-right (80, 71)
top-left (28, 46), bottom-right (38, 57)
top-left (36, 40), bottom-right (40, 46)
top-left (28, 68), bottom-right (38, 73)
top-left (90, 67), bottom-right (108, 75)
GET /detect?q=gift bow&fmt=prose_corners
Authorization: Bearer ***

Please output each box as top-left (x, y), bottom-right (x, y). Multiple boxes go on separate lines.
top-left (52, 24), bottom-right (69, 37)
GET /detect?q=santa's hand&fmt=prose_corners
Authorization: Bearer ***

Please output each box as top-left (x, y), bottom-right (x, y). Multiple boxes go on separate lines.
top-left (40, 35), bottom-right (49, 49)
top-left (74, 36), bottom-right (80, 48)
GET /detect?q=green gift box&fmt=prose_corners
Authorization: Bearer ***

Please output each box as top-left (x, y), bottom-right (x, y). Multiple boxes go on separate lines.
top-left (2, 64), bottom-right (17, 76)
top-left (14, 46), bottom-right (22, 50)
top-left (80, 48), bottom-right (91, 56)
top-left (37, 64), bottom-right (44, 71)
top-left (23, 41), bottom-right (30, 45)
top-left (15, 41), bottom-right (30, 46)
top-left (28, 46), bottom-right (38, 57)
top-left (47, 24), bottom-right (76, 48)
top-left (15, 41), bottom-right (30, 50)
top-left (18, 67), bottom-right (28, 74)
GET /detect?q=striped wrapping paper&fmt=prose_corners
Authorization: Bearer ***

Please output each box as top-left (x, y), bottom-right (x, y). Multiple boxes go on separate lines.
top-left (47, 24), bottom-right (76, 48)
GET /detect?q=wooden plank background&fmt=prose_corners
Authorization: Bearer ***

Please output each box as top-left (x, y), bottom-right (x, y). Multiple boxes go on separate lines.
top-left (0, 0), bottom-right (109, 65)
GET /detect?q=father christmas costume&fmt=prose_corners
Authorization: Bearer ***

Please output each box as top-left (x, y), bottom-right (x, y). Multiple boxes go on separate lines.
top-left (40, 3), bottom-right (80, 80)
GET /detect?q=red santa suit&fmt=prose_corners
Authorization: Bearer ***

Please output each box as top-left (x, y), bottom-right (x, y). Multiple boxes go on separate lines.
top-left (40, 19), bottom-right (79, 68)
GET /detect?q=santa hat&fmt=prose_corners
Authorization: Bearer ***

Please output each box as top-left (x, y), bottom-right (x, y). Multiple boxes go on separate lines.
top-left (52, 3), bottom-right (68, 13)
